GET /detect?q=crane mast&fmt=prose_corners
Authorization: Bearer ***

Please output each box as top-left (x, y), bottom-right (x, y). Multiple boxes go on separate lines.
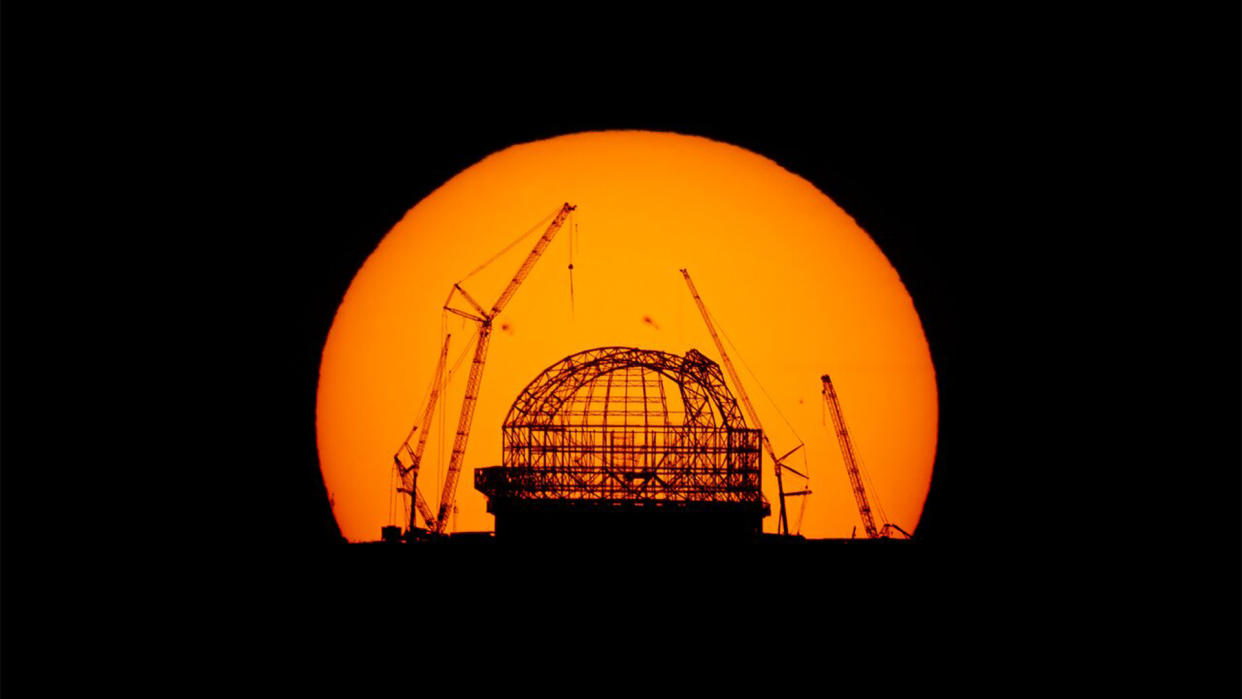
top-left (395, 333), bottom-right (451, 532)
top-left (822, 373), bottom-right (892, 539)
top-left (680, 268), bottom-right (796, 536)
top-left (433, 203), bottom-right (577, 534)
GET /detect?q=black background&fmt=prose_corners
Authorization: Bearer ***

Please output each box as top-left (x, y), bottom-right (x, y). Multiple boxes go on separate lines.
top-left (3, 8), bottom-right (1239, 688)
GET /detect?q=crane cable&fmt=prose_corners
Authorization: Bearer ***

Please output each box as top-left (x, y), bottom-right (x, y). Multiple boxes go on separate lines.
top-left (399, 338), bottom-right (450, 449)
top-left (835, 397), bottom-right (890, 527)
top-left (857, 448), bottom-right (891, 530)
top-left (432, 316), bottom-right (482, 513)
top-left (434, 312), bottom-right (452, 519)
top-left (568, 213), bottom-right (576, 319)
top-left (431, 200), bottom-right (542, 514)
top-left (707, 303), bottom-right (811, 480)
top-left (417, 204), bottom-right (574, 521)
top-left (457, 206), bottom-right (561, 284)
top-left (833, 387), bottom-right (894, 534)
top-left (393, 328), bottom-right (454, 528)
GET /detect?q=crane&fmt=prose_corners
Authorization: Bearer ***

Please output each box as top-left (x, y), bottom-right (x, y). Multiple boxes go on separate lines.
top-left (680, 268), bottom-right (807, 536)
top-left (432, 202), bottom-right (577, 535)
top-left (393, 333), bottom-right (452, 533)
top-left (820, 374), bottom-right (911, 539)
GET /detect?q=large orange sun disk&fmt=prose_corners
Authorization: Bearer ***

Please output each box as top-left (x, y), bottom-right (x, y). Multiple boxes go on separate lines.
top-left (316, 131), bottom-right (938, 542)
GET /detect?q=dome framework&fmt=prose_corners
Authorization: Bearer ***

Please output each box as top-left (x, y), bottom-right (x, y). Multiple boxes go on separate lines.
top-left (475, 347), bottom-right (769, 537)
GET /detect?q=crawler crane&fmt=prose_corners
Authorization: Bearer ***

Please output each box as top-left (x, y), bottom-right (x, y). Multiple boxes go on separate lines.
top-left (393, 334), bottom-right (451, 533)
top-left (821, 374), bottom-right (912, 539)
top-left (680, 269), bottom-right (808, 536)
top-left (430, 203), bottom-right (577, 535)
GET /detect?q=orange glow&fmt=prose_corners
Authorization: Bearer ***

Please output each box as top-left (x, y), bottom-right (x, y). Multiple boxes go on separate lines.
top-left (316, 131), bottom-right (938, 542)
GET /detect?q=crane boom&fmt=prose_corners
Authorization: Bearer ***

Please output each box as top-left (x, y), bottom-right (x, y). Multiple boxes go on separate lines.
top-left (395, 333), bottom-right (452, 531)
top-left (434, 328), bottom-right (491, 533)
top-left (395, 481), bottom-right (438, 532)
top-left (680, 268), bottom-right (791, 536)
top-left (413, 487), bottom-right (436, 530)
top-left (821, 374), bottom-right (880, 538)
top-left (490, 204), bottom-right (576, 317)
top-left (433, 203), bottom-right (576, 534)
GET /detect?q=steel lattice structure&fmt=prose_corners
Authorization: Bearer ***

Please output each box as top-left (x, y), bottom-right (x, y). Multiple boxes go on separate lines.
top-left (475, 347), bottom-right (767, 512)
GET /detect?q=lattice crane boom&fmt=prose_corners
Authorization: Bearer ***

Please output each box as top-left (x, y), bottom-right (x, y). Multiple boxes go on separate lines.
top-left (412, 488), bottom-right (436, 531)
top-left (490, 207), bottom-right (573, 317)
top-left (395, 333), bottom-right (452, 531)
top-left (434, 329), bottom-right (490, 534)
top-left (821, 373), bottom-right (881, 539)
top-left (433, 203), bottom-right (576, 534)
top-left (680, 268), bottom-right (792, 536)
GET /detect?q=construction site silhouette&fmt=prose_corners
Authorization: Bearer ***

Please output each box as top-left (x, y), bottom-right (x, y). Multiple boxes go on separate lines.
top-left (475, 346), bottom-right (767, 541)
top-left (381, 203), bottom-right (912, 547)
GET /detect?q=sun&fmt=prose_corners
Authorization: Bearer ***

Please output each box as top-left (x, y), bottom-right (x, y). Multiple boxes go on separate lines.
top-left (316, 130), bottom-right (938, 542)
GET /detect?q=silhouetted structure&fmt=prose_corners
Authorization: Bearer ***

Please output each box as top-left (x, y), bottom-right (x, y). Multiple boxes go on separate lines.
top-left (821, 374), bottom-right (912, 540)
top-left (475, 347), bottom-right (770, 540)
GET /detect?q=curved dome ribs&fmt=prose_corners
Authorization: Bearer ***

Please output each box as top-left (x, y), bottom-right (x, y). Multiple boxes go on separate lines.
top-left (483, 347), bottom-right (764, 506)
top-left (505, 347), bottom-right (745, 428)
